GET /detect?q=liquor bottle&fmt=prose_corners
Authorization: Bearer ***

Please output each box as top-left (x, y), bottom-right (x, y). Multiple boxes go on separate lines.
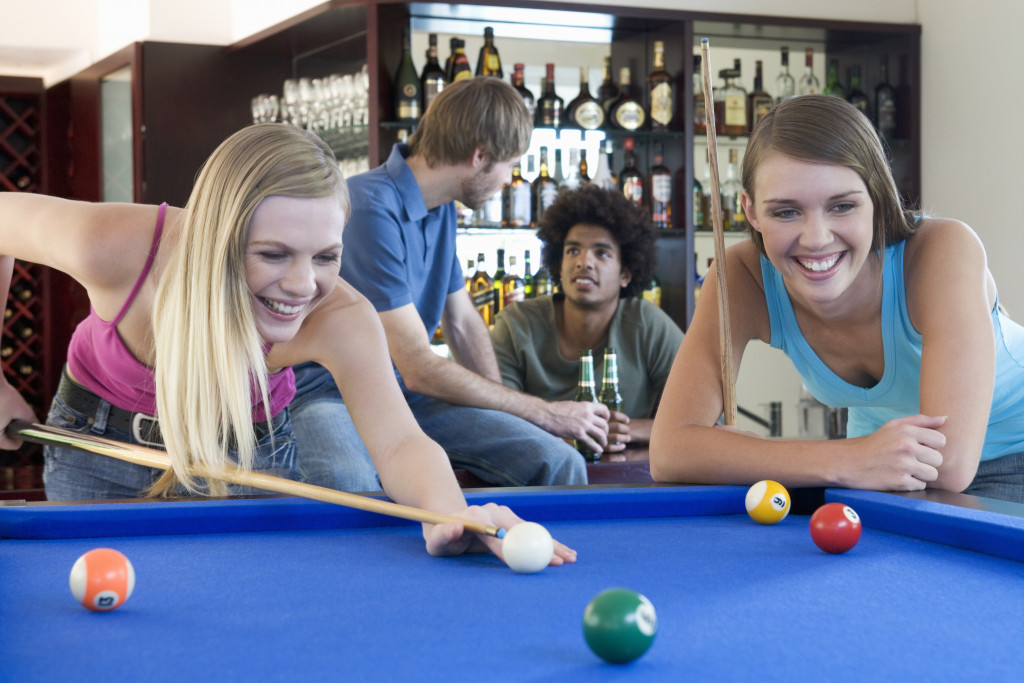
top-left (502, 163), bottom-right (532, 227)
top-left (502, 255), bottom-right (526, 308)
top-left (619, 137), bottom-right (644, 205)
top-left (875, 55), bottom-right (897, 139)
top-left (574, 350), bottom-right (599, 462)
top-left (464, 259), bottom-right (475, 291)
top-left (823, 59), bottom-right (846, 99)
top-left (532, 147), bottom-right (559, 226)
top-left (798, 47), bottom-right (820, 95)
top-left (420, 33), bottom-right (445, 113)
top-left (492, 248), bottom-right (507, 315)
top-left (693, 55), bottom-right (707, 134)
top-left (775, 46), bottom-right (796, 101)
top-left (597, 56), bottom-right (619, 115)
top-left (553, 149), bottom-right (564, 187)
top-left (449, 39), bottom-right (472, 83)
top-left (511, 63), bottom-right (536, 119)
top-left (846, 65), bottom-right (870, 117)
top-left (592, 139), bottom-right (616, 191)
top-left (577, 148), bottom-right (591, 185)
top-left (535, 63), bottom-right (564, 129)
top-left (721, 148), bottom-right (745, 231)
top-left (444, 38), bottom-right (458, 83)
top-left (470, 254), bottom-right (495, 326)
top-left (714, 60), bottom-right (747, 135)
top-left (523, 250), bottom-right (535, 298)
top-left (565, 67), bottom-right (605, 130)
top-left (609, 67), bottom-right (645, 131)
top-left (648, 142), bottom-right (672, 229)
top-left (747, 60), bottom-right (773, 132)
top-left (647, 40), bottom-right (673, 131)
top-left (475, 26), bottom-right (503, 78)
top-left (561, 148), bottom-right (581, 190)
top-left (641, 274), bottom-right (662, 308)
top-left (598, 348), bottom-right (624, 421)
top-left (393, 27), bottom-right (420, 122)
top-left (532, 264), bottom-right (553, 297)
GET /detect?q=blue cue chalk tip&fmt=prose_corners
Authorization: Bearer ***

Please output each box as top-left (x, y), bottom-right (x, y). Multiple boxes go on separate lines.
top-left (497, 528), bottom-right (507, 539)
top-left (701, 37), bottom-right (709, 44)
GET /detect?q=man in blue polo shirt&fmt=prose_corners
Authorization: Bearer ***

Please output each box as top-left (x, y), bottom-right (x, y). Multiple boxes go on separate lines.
top-left (290, 78), bottom-right (608, 490)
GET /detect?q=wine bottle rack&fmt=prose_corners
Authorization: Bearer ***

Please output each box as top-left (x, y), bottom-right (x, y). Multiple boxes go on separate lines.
top-left (0, 85), bottom-right (44, 496)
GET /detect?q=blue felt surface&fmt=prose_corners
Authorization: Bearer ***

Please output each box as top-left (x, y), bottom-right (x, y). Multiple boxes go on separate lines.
top-left (2, 487), bottom-right (1023, 681)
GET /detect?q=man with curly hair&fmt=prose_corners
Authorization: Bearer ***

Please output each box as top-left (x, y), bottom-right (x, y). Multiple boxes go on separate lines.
top-left (491, 184), bottom-right (684, 450)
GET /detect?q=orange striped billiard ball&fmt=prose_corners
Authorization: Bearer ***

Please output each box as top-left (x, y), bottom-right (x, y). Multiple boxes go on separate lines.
top-left (69, 548), bottom-right (135, 612)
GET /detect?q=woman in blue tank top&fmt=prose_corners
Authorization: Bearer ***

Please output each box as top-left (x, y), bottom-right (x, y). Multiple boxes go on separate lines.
top-left (651, 94), bottom-right (1024, 504)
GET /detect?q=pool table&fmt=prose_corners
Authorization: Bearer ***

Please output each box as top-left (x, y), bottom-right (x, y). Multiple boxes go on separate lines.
top-left (2, 485), bottom-right (1023, 681)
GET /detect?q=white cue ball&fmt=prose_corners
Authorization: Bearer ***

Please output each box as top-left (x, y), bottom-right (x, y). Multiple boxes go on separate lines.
top-left (502, 522), bottom-right (554, 574)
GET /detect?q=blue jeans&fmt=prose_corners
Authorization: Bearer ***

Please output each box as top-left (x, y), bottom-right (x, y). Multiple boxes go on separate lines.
top-left (290, 362), bottom-right (587, 491)
top-left (43, 393), bottom-right (298, 501)
top-left (963, 452), bottom-right (1024, 504)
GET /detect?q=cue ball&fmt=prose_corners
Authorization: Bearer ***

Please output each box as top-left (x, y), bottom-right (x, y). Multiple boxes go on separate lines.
top-left (582, 588), bottom-right (658, 664)
top-left (810, 503), bottom-right (862, 554)
top-left (745, 480), bottom-right (791, 525)
top-left (501, 522), bottom-right (554, 574)
top-left (69, 548), bottom-right (136, 612)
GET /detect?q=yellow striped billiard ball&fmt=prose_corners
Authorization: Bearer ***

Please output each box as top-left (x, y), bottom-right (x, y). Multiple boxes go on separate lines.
top-left (745, 480), bottom-right (791, 525)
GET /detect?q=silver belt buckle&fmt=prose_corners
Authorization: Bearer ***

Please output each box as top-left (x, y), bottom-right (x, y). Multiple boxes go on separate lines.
top-left (131, 413), bottom-right (163, 447)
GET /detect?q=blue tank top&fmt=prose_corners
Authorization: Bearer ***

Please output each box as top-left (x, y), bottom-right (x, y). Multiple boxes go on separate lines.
top-left (761, 240), bottom-right (1024, 461)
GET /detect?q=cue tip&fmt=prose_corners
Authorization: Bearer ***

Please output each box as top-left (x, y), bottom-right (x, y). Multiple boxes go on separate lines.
top-left (497, 528), bottom-right (507, 539)
top-left (701, 37), bottom-right (709, 44)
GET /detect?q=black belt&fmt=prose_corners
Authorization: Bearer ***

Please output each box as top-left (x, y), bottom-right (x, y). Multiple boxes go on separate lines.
top-left (56, 369), bottom-right (286, 448)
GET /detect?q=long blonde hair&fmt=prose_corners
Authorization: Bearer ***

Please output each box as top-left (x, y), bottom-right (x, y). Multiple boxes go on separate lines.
top-left (150, 123), bottom-right (347, 495)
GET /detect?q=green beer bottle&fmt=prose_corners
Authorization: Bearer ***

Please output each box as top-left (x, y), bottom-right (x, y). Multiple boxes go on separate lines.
top-left (574, 349), bottom-right (599, 462)
top-left (599, 348), bottom-right (623, 447)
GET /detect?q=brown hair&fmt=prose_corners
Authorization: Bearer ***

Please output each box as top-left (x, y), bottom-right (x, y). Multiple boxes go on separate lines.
top-left (408, 77), bottom-right (531, 167)
top-left (741, 94), bottom-right (917, 256)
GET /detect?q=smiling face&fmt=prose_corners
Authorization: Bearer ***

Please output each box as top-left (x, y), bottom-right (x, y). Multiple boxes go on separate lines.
top-left (245, 194), bottom-right (346, 344)
top-left (743, 152), bottom-right (879, 312)
top-left (559, 223), bottom-right (631, 310)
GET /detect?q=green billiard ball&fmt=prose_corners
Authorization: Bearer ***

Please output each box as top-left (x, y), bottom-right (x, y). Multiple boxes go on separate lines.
top-left (582, 588), bottom-right (658, 664)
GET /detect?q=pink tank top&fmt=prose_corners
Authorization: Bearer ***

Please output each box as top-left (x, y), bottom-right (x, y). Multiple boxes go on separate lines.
top-left (66, 203), bottom-right (295, 421)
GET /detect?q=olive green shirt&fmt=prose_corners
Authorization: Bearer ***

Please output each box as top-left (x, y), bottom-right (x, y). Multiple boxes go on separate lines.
top-left (490, 295), bottom-right (684, 418)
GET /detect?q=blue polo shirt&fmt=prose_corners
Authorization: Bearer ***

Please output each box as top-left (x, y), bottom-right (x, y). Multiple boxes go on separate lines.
top-left (341, 144), bottom-right (464, 334)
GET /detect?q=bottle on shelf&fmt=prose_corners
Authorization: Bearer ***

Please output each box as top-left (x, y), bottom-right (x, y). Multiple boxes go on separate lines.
top-left (532, 146), bottom-right (560, 226)
top-left (775, 46), bottom-right (796, 102)
top-left (502, 163), bottom-right (532, 227)
top-left (449, 39), bottom-right (472, 83)
top-left (693, 54), bottom-right (707, 134)
top-left (823, 59), bottom-right (846, 99)
top-left (597, 56), bottom-right (619, 115)
top-left (714, 59), bottom-right (747, 136)
top-left (535, 63), bottom-right (564, 129)
top-left (502, 255), bottom-right (526, 308)
top-left (598, 348), bottom-right (624, 425)
top-left (648, 142), bottom-right (672, 229)
top-left (577, 148), bottom-right (591, 185)
top-left (846, 65), bottom-right (870, 117)
top-left (721, 148), bottom-right (745, 231)
top-left (619, 137), bottom-right (644, 206)
top-left (553, 149), bottom-right (564, 186)
top-left (492, 248), bottom-right (507, 315)
top-left (747, 60), bottom-right (774, 132)
top-left (419, 33), bottom-right (445, 114)
top-left (875, 55), bottom-right (897, 139)
top-left (798, 47), bottom-right (820, 95)
top-left (691, 169), bottom-right (704, 232)
top-left (566, 66), bottom-right (604, 130)
top-left (475, 26), bottom-right (503, 78)
top-left (510, 63), bottom-right (536, 119)
top-left (470, 254), bottom-right (495, 326)
top-left (574, 349), bottom-right (599, 462)
top-left (561, 148), bottom-right (581, 190)
top-left (523, 250), bottom-right (535, 298)
top-left (646, 40), bottom-right (673, 131)
top-left (393, 27), bottom-right (420, 122)
top-left (444, 37), bottom-right (458, 83)
top-left (532, 263), bottom-right (554, 297)
top-left (609, 67), bottom-right (645, 131)
top-left (592, 139), bottom-right (616, 191)
top-left (641, 274), bottom-right (662, 308)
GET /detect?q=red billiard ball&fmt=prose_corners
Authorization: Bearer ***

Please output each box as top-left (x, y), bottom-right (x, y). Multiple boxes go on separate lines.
top-left (809, 503), bottom-right (862, 554)
top-left (69, 548), bottom-right (135, 611)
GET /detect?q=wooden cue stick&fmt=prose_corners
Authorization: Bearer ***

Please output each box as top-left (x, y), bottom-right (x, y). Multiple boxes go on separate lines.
top-left (6, 419), bottom-right (504, 538)
top-left (699, 37), bottom-right (738, 427)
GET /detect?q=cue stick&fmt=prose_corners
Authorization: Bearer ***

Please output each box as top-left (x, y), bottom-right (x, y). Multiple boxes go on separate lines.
top-left (699, 37), bottom-right (738, 427)
top-left (5, 419), bottom-right (505, 538)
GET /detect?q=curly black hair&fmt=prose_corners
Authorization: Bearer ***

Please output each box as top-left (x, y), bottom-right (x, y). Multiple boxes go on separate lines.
top-left (536, 183), bottom-right (657, 298)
